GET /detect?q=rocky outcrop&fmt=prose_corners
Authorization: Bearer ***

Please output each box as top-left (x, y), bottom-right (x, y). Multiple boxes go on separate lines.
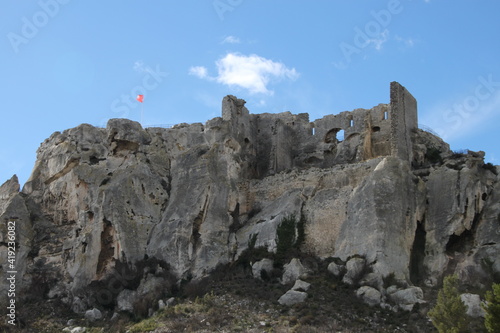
top-left (1, 82), bottom-right (500, 315)
top-left (460, 293), bottom-right (486, 318)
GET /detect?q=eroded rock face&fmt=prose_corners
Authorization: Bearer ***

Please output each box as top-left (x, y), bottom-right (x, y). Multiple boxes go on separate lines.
top-left (1, 83), bottom-right (499, 313)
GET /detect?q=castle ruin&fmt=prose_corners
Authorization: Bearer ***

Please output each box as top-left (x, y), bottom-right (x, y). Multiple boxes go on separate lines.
top-left (220, 81), bottom-right (417, 177)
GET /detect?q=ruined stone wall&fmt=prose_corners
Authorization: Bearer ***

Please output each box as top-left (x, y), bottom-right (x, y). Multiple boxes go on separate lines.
top-left (389, 81), bottom-right (418, 162)
top-left (219, 81), bottom-right (416, 176)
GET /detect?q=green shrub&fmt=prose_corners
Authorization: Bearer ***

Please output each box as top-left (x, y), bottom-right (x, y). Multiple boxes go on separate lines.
top-left (482, 162), bottom-right (498, 175)
top-left (451, 149), bottom-right (468, 159)
top-left (248, 233), bottom-right (258, 250)
top-left (128, 316), bottom-right (161, 332)
top-left (426, 147), bottom-right (443, 164)
top-left (484, 283), bottom-right (500, 333)
top-left (275, 214), bottom-right (305, 264)
top-left (276, 214), bottom-right (297, 256)
top-left (428, 275), bottom-right (468, 333)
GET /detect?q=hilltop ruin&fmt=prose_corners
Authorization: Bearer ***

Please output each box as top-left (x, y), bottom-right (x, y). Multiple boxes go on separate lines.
top-left (1, 81), bottom-right (499, 323)
top-left (221, 81), bottom-right (417, 176)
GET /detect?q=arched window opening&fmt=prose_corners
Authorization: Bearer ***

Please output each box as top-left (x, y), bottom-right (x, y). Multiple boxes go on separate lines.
top-left (336, 129), bottom-right (345, 141)
top-left (325, 128), bottom-right (344, 143)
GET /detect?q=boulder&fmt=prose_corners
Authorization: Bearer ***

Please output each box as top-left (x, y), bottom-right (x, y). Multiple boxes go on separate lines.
top-left (281, 258), bottom-right (310, 285)
top-left (460, 293), bottom-right (485, 318)
top-left (342, 257), bottom-right (366, 285)
top-left (116, 275), bottom-right (165, 313)
top-left (278, 290), bottom-right (308, 306)
top-left (84, 308), bottom-right (102, 322)
top-left (252, 259), bottom-right (274, 280)
top-left (388, 286), bottom-right (424, 311)
top-left (166, 297), bottom-right (176, 307)
top-left (292, 279), bottom-right (311, 292)
top-left (356, 286), bottom-right (382, 307)
top-left (71, 297), bottom-right (87, 314)
top-left (116, 289), bottom-right (136, 313)
top-left (359, 272), bottom-right (383, 291)
top-left (327, 261), bottom-right (345, 278)
top-left (71, 328), bottom-right (87, 333)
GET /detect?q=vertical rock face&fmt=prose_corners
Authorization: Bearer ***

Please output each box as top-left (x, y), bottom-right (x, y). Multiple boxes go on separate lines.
top-left (0, 176), bottom-right (34, 296)
top-left (334, 157), bottom-right (424, 281)
top-left (1, 82), bottom-right (499, 311)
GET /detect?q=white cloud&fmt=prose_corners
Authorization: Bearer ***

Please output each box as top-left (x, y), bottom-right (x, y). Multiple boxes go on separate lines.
top-left (395, 35), bottom-right (416, 48)
top-left (216, 53), bottom-right (299, 94)
top-left (188, 66), bottom-right (209, 79)
top-left (190, 53), bottom-right (299, 95)
top-left (222, 36), bottom-right (241, 44)
top-left (367, 29), bottom-right (389, 51)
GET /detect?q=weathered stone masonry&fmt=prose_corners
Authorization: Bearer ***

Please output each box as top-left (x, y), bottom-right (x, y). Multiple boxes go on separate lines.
top-left (221, 81), bottom-right (417, 178)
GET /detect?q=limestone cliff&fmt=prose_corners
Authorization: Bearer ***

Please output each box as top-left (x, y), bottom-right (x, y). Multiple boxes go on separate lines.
top-left (1, 82), bottom-right (499, 313)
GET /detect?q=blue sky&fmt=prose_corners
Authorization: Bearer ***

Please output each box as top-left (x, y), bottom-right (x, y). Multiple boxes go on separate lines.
top-left (2, 1), bottom-right (500, 186)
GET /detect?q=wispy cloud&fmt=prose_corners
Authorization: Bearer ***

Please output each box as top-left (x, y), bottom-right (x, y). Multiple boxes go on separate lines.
top-left (395, 35), bottom-right (416, 48)
top-left (188, 66), bottom-right (209, 79)
top-left (189, 53), bottom-right (299, 95)
top-left (367, 29), bottom-right (389, 51)
top-left (221, 35), bottom-right (241, 44)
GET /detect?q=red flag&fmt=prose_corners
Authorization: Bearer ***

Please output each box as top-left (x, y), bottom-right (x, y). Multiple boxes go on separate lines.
top-left (136, 94), bottom-right (144, 103)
